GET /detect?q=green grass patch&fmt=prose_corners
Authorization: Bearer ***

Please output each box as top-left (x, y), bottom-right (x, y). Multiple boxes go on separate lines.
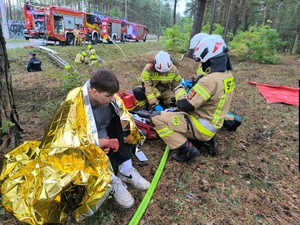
top-left (7, 42), bottom-right (164, 75)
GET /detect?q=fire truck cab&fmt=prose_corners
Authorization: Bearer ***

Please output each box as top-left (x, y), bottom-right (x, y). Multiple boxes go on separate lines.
top-left (23, 4), bottom-right (47, 40)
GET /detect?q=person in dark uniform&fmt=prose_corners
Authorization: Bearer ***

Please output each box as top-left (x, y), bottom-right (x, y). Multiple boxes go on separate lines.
top-left (27, 52), bottom-right (42, 72)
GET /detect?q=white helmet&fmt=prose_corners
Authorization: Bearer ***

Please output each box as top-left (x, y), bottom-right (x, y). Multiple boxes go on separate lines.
top-left (189, 33), bottom-right (209, 50)
top-left (193, 36), bottom-right (227, 63)
top-left (154, 51), bottom-right (173, 72)
top-left (209, 34), bottom-right (227, 48)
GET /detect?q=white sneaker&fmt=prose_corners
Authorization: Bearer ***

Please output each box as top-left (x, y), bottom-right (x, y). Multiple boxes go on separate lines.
top-left (111, 176), bottom-right (134, 209)
top-left (117, 167), bottom-right (150, 190)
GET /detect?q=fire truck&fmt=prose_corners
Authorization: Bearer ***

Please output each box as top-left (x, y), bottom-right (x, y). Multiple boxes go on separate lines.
top-left (126, 22), bottom-right (147, 42)
top-left (24, 5), bottom-right (102, 45)
top-left (23, 4), bottom-right (47, 40)
top-left (100, 16), bottom-right (127, 43)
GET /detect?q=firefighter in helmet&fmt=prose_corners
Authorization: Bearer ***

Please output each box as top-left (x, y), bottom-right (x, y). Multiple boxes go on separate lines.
top-left (189, 33), bottom-right (242, 133)
top-left (75, 51), bottom-right (90, 64)
top-left (151, 36), bottom-right (235, 162)
top-left (87, 45), bottom-right (98, 65)
top-left (133, 51), bottom-right (182, 111)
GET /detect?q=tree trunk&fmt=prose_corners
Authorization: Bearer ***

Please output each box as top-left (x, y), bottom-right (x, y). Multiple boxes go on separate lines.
top-left (232, 0), bottom-right (243, 35)
top-left (291, 30), bottom-right (299, 53)
top-left (262, 2), bottom-right (268, 25)
top-left (222, 0), bottom-right (229, 27)
top-left (217, 0), bottom-right (223, 24)
top-left (173, 0), bottom-right (178, 25)
top-left (0, 25), bottom-right (22, 151)
top-left (273, 0), bottom-right (283, 30)
top-left (186, 0), bottom-right (207, 58)
top-left (243, 0), bottom-right (251, 31)
top-left (224, 0), bottom-right (234, 42)
top-left (209, 0), bottom-right (217, 34)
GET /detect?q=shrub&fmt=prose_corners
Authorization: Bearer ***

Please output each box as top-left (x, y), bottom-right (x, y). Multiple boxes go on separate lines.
top-left (162, 17), bottom-right (192, 53)
top-left (201, 23), bottom-right (224, 35)
top-left (61, 67), bottom-right (84, 92)
top-left (229, 25), bottom-right (283, 64)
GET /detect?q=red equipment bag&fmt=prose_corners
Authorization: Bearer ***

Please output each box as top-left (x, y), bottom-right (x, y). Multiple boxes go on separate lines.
top-left (131, 109), bottom-right (159, 140)
top-left (134, 119), bottom-right (158, 140)
top-left (117, 92), bottom-right (137, 110)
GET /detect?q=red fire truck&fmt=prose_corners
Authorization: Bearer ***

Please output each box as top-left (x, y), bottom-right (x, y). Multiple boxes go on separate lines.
top-left (24, 5), bottom-right (102, 45)
top-left (126, 22), bottom-right (147, 42)
top-left (23, 4), bottom-right (47, 40)
top-left (100, 16), bottom-right (127, 43)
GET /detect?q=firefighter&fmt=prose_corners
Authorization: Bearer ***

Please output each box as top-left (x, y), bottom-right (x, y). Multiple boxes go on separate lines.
top-left (133, 51), bottom-right (182, 111)
top-left (74, 51), bottom-right (90, 64)
top-left (87, 45), bottom-right (98, 65)
top-left (151, 36), bottom-right (235, 162)
top-left (27, 52), bottom-right (42, 72)
top-left (79, 25), bottom-right (86, 46)
top-left (72, 24), bottom-right (80, 46)
top-left (189, 33), bottom-right (242, 132)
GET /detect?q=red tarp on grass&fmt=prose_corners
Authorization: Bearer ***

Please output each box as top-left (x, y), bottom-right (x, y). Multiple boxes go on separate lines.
top-left (248, 81), bottom-right (300, 106)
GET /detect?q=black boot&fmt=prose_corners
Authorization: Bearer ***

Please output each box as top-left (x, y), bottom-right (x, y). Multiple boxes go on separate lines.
top-left (172, 141), bottom-right (200, 162)
top-left (202, 137), bottom-right (218, 157)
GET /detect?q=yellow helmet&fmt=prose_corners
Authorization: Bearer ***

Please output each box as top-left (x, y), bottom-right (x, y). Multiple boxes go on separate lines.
top-left (82, 51), bottom-right (87, 56)
top-left (90, 55), bottom-right (97, 59)
top-left (87, 45), bottom-right (92, 50)
top-left (64, 65), bottom-right (71, 69)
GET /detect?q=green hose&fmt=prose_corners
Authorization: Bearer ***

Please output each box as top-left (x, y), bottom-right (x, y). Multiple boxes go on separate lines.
top-left (129, 146), bottom-right (170, 225)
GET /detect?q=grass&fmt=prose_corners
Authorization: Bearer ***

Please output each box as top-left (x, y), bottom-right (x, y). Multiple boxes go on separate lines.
top-left (7, 41), bottom-right (165, 76)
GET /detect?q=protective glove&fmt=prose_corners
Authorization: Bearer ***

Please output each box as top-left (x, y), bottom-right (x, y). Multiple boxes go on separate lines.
top-left (179, 80), bottom-right (193, 88)
top-left (154, 104), bottom-right (164, 112)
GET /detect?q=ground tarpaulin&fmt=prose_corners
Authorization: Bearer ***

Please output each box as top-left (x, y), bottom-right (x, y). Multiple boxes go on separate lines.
top-left (249, 81), bottom-right (299, 106)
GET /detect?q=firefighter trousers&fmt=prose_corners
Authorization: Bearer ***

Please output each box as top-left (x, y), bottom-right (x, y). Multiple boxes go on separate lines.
top-left (151, 111), bottom-right (217, 150)
top-left (133, 86), bottom-right (175, 108)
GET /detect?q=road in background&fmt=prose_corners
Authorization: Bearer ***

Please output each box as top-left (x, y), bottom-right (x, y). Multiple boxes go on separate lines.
top-left (5, 38), bottom-right (46, 49)
top-left (5, 34), bottom-right (160, 49)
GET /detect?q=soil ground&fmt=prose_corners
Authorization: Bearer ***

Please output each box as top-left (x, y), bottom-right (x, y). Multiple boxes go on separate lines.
top-left (0, 43), bottom-right (299, 225)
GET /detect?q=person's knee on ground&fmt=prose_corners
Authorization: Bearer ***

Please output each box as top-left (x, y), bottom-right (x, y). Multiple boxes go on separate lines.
top-left (133, 86), bottom-right (148, 108)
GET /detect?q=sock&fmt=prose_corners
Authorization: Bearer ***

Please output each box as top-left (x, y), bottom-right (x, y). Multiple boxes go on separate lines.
top-left (119, 159), bottom-right (132, 173)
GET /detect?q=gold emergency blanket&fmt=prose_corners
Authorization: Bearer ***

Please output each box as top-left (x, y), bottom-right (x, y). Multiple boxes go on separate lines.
top-left (114, 94), bottom-right (146, 146)
top-left (0, 87), bottom-right (113, 224)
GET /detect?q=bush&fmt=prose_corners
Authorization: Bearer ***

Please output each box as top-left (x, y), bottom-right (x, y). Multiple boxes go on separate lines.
top-left (229, 25), bottom-right (283, 64)
top-left (61, 67), bottom-right (84, 92)
top-left (162, 17), bottom-right (192, 53)
top-left (201, 23), bottom-right (224, 35)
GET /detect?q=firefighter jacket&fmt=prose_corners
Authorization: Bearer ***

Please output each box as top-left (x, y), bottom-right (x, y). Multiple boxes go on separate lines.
top-left (141, 63), bottom-right (182, 106)
top-left (75, 53), bottom-right (90, 64)
top-left (175, 70), bottom-right (235, 131)
top-left (72, 28), bottom-right (80, 37)
top-left (90, 48), bottom-right (96, 55)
